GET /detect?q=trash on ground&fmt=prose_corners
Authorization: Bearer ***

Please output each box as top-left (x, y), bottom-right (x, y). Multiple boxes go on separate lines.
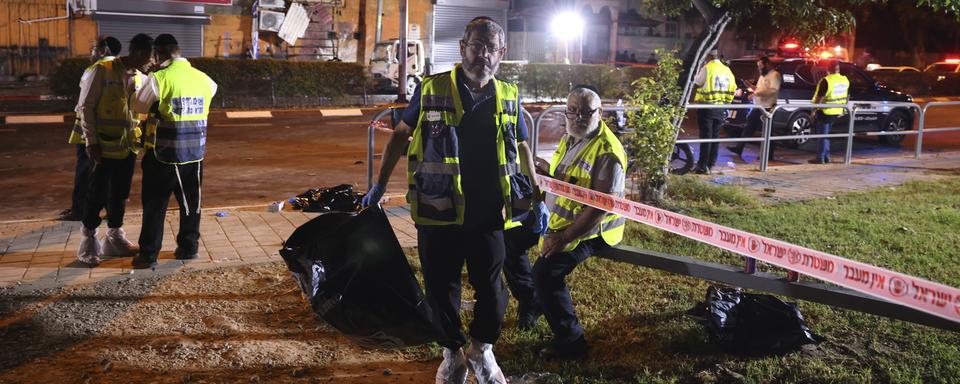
top-left (279, 206), bottom-right (438, 348)
top-left (289, 184), bottom-right (363, 213)
top-left (267, 200), bottom-right (284, 213)
top-left (215, 211), bottom-right (229, 217)
top-left (686, 286), bottom-right (822, 354)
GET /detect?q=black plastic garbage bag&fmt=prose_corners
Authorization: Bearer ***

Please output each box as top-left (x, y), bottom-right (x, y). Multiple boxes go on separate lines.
top-left (289, 184), bottom-right (363, 213)
top-left (279, 206), bottom-right (439, 348)
top-left (686, 286), bottom-right (823, 354)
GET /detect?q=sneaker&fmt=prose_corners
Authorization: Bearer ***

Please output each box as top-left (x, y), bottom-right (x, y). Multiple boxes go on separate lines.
top-left (76, 226), bottom-right (103, 266)
top-left (694, 166), bottom-right (711, 175)
top-left (539, 335), bottom-right (588, 361)
top-left (807, 158), bottom-right (828, 164)
top-left (174, 247), bottom-right (199, 260)
top-left (435, 347), bottom-right (468, 384)
top-left (725, 145), bottom-right (743, 156)
top-left (465, 340), bottom-right (507, 384)
top-left (102, 227), bottom-right (139, 257)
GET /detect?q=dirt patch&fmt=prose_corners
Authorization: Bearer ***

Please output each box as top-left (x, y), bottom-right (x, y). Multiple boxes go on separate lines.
top-left (0, 262), bottom-right (439, 383)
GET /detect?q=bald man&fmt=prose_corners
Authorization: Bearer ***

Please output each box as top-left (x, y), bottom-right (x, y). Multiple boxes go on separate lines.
top-left (534, 87), bottom-right (627, 360)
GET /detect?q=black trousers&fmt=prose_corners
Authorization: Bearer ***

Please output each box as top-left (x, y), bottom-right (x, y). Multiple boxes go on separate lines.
top-left (70, 144), bottom-right (92, 213)
top-left (734, 108), bottom-right (775, 158)
top-left (533, 237), bottom-right (608, 343)
top-left (417, 224), bottom-right (507, 349)
top-left (81, 152), bottom-right (135, 229)
top-left (697, 109), bottom-right (726, 168)
top-left (138, 151), bottom-right (203, 260)
top-left (503, 222), bottom-right (540, 312)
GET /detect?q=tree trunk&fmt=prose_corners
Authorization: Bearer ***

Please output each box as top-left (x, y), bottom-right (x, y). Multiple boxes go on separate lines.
top-left (640, 1), bottom-right (731, 203)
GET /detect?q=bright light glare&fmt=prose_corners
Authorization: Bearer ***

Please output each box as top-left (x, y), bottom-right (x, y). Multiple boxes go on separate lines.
top-left (945, 58), bottom-right (960, 63)
top-left (782, 42), bottom-right (799, 49)
top-left (551, 11), bottom-right (584, 40)
top-left (819, 51), bottom-right (834, 59)
top-left (833, 45), bottom-right (842, 53)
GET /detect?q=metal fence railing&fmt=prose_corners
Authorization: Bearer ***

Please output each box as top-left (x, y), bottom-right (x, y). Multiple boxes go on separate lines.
top-left (367, 100), bottom-right (954, 188)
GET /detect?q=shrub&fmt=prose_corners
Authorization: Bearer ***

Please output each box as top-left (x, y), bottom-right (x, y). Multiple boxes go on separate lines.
top-left (49, 57), bottom-right (368, 104)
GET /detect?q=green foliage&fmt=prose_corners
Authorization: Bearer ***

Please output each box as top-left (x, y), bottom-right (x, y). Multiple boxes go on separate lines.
top-left (499, 62), bottom-right (653, 101)
top-left (620, 50), bottom-right (686, 200)
top-left (49, 57), bottom-right (368, 103)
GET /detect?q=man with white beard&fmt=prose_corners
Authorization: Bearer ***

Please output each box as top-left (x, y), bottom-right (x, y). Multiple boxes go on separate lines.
top-left (533, 86), bottom-right (627, 360)
top-left (361, 17), bottom-right (544, 384)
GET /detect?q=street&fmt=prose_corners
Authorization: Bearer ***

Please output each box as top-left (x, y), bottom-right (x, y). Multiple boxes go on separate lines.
top-left (0, 103), bottom-right (958, 222)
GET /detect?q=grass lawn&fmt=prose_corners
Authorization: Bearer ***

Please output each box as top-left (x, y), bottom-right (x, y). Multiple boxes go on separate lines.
top-left (485, 176), bottom-right (960, 383)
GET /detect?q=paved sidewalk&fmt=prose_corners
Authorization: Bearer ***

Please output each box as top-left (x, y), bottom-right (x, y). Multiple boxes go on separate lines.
top-left (0, 206), bottom-right (416, 289)
top-left (704, 151), bottom-right (960, 201)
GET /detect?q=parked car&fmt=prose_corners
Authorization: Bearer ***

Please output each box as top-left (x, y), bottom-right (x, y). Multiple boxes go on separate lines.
top-left (869, 66), bottom-right (920, 73)
top-left (724, 57), bottom-right (914, 147)
top-left (923, 60), bottom-right (960, 73)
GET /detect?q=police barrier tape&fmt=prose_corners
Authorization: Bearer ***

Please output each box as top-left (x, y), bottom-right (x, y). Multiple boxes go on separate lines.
top-left (536, 174), bottom-right (960, 324)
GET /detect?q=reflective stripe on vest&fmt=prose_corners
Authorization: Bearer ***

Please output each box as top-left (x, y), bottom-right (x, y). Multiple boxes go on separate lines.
top-left (694, 60), bottom-right (736, 104)
top-left (813, 73), bottom-right (850, 116)
top-left (406, 65), bottom-right (524, 228)
top-left (95, 60), bottom-right (140, 159)
top-left (153, 60), bottom-right (213, 164)
top-left (544, 120), bottom-right (627, 252)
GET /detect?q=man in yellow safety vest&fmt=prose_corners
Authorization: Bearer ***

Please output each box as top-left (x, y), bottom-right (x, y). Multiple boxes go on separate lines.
top-left (361, 17), bottom-right (545, 384)
top-left (74, 34), bottom-right (154, 265)
top-left (692, 49), bottom-right (736, 174)
top-left (132, 34), bottom-right (217, 269)
top-left (809, 60), bottom-right (849, 164)
top-left (61, 36), bottom-right (121, 222)
top-left (533, 86), bottom-right (627, 360)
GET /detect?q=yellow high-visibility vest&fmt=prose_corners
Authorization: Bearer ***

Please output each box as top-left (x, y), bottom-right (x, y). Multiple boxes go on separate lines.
top-left (694, 60), bottom-right (736, 104)
top-left (406, 65), bottom-right (525, 229)
top-left (543, 120), bottom-right (627, 252)
top-left (813, 73), bottom-right (850, 116)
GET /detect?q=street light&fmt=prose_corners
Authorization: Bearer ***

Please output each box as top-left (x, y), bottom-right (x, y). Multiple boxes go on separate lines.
top-left (551, 11), bottom-right (584, 64)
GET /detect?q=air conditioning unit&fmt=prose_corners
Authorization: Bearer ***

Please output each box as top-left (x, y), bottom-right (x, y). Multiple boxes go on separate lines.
top-left (259, 11), bottom-right (285, 32)
top-left (258, 0), bottom-right (285, 9)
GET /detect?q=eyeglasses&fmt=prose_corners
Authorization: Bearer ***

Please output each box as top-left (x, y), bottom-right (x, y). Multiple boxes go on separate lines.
top-left (564, 107), bottom-right (599, 120)
top-left (464, 41), bottom-right (502, 55)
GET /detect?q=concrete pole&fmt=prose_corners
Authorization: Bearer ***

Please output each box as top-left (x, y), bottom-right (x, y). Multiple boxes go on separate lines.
top-left (375, 0), bottom-right (383, 43)
top-left (251, 1), bottom-right (259, 59)
top-left (397, 0), bottom-right (408, 102)
top-left (608, 14), bottom-right (618, 63)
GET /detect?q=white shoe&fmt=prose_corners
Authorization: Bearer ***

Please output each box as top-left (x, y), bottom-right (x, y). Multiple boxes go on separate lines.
top-left (435, 347), bottom-right (468, 384)
top-left (102, 227), bottom-right (139, 257)
top-left (76, 226), bottom-right (102, 265)
top-left (466, 340), bottom-right (507, 384)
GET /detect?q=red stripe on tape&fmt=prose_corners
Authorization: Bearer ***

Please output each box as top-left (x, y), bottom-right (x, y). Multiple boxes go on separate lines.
top-left (537, 174), bottom-right (960, 324)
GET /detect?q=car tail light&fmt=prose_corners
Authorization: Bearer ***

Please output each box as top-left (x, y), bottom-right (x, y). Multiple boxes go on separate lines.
top-left (946, 58), bottom-right (960, 63)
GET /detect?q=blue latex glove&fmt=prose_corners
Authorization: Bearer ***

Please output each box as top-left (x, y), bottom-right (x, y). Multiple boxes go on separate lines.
top-left (532, 201), bottom-right (549, 235)
top-left (361, 184), bottom-right (386, 208)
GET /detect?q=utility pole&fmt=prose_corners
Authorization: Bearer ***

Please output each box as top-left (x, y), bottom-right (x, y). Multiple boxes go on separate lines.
top-left (397, 0), bottom-right (408, 103)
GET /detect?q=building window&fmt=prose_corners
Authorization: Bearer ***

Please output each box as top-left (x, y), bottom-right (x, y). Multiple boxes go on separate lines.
top-left (665, 21), bottom-right (678, 38)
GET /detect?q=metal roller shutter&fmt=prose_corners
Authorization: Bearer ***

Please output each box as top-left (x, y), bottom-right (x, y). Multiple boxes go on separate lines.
top-left (98, 18), bottom-right (204, 57)
top-left (432, 6), bottom-right (507, 74)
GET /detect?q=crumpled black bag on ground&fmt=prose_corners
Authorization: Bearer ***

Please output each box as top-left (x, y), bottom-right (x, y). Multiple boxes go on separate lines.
top-left (289, 184), bottom-right (363, 213)
top-left (279, 206), bottom-right (439, 348)
top-left (686, 286), bottom-right (823, 354)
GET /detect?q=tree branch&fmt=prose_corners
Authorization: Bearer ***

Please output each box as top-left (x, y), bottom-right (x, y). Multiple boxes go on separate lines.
top-left (691, 0), bottom-right (719, 22)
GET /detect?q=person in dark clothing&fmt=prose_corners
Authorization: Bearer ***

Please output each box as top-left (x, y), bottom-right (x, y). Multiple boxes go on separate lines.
top-left (361, 17), bottom-right (546, 384)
